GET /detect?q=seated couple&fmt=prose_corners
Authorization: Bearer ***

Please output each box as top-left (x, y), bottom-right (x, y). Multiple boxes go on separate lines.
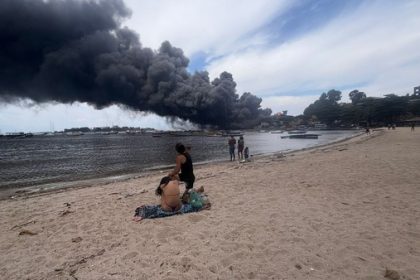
top-left (133, 177), bottom-right (209, 222)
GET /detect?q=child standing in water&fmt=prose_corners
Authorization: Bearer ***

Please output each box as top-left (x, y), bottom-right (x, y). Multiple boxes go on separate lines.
top-left (244, 146), bottom-right (249, 161)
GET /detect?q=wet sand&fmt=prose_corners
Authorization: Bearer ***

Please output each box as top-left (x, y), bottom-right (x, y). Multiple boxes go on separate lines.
top-left (0, 127), bottom-right (419, 279)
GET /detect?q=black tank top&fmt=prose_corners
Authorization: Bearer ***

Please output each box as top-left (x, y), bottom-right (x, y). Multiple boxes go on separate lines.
top-left (181, 152), bottom-right (194, 177)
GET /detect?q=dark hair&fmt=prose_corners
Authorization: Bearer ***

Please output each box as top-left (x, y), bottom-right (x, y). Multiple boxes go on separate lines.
top-left (155, 176), bottom-right (171, 196)
top-left (175, 143), bottom-right (185, 154)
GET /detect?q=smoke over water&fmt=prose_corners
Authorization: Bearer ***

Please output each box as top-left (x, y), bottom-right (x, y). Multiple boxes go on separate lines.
top-left (0, 0), bottom-right (271, 129)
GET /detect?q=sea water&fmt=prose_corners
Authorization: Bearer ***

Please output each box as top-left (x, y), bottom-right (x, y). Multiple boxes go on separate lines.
top-left (0, 130), bottom-right (359, 191)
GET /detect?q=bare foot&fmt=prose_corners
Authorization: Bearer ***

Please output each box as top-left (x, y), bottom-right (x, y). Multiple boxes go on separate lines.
top-left (132, 216), bottom-right (143, 222)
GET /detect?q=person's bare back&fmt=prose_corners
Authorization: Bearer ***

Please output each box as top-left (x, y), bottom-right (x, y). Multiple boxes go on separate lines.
top-left (161, 180), bottom-right (181, 211)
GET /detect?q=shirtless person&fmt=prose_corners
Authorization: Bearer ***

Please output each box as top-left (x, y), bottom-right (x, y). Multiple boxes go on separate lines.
top-left (156, 176), bottom-right (182, 212)
top-left (133, 176), bottom-right (182, 222)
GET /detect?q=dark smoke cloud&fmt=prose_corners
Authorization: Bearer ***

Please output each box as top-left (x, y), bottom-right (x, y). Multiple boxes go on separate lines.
top-left (0, 0), bottom-right (271, 129)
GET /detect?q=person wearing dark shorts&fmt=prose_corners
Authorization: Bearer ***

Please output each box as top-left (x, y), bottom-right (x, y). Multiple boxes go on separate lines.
top-left (228, 136), bottom-right (236, 161)
top-left (168, 143), bottom-right (195, 193)
top-left (237, 136), bottom-right (244, 160)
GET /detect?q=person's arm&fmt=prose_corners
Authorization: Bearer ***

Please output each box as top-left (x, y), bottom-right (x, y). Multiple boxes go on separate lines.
top-left (168, 155), bottom-right (185, 177)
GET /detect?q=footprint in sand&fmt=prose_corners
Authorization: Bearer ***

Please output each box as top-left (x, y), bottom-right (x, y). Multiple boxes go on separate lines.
top-left (122, 251), bottom-right (138, 260)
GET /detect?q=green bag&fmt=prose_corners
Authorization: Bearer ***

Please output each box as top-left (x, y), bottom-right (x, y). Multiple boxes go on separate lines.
top-left (189, 191), bottom-right (203, 209)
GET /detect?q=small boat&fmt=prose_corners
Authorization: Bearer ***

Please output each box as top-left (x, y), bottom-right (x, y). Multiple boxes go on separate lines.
top-left (281, 134), bottom-right (319, 139)
top-left (66, 132), bottom-right (84, 136)
top-left (6, 132), bottom-right (26, 139)
top-left (270, 130), bottom-right (284, 134)
top-left (222, 131), bottom-right (244, 137)
top-left (287, 130), bottom-right (307, 134)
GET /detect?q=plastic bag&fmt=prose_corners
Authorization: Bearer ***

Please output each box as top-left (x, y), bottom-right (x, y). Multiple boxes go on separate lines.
top-left (189, 191), bottom-right (203, 209)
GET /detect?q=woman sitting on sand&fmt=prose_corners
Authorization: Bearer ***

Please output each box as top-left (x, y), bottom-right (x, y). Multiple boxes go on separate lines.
top-left (155, 176), bottom-right (182, 212)
top-left (133, 177), bottom-right (209, 222)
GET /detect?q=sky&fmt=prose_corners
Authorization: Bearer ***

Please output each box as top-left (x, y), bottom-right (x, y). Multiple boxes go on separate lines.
top-left (1, 0), bottom-right (420, 133)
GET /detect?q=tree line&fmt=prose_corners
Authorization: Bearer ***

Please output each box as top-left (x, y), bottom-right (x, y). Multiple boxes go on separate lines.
top-left (303, 89), bottom-right (420, 127)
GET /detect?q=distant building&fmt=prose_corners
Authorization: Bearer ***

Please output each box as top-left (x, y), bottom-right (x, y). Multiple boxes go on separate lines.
top-left (414, 86), bottom-right (420, 96)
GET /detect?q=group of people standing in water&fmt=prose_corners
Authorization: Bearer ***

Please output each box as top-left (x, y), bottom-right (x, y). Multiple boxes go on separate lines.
top-left (228, 135), bottom-right (249, 162)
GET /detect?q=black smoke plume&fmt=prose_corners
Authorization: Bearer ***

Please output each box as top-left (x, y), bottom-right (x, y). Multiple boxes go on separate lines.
top-left (0, 0), bottom-right (271, 129)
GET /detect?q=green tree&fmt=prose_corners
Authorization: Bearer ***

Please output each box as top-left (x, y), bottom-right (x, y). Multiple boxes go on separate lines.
top-left (304, 89), bottom-right (342, 125)
top-left (349, 90), bottom-right (366, 104)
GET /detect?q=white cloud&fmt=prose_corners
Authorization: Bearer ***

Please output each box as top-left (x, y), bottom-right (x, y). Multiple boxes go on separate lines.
top-left (207, 1), bottom-right (420, 100)
top-left (261, 95), bottom-right (320, 116)
top-left (123, 0), bottom-right (292, 56)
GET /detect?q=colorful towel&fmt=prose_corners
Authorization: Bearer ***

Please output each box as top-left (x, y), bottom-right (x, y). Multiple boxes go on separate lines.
top-left (134, 203), bottom-right (198, 219)
top-left (134, 192), bottom-right (210, 220)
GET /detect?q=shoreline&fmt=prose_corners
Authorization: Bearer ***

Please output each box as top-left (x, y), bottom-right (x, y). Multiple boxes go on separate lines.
top-left (0, 127), bottom-right (419, 279)
top-left (1, 130), bottom-right (365, 201)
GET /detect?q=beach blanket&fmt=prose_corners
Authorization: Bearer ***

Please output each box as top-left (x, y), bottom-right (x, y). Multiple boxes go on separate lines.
top-left (134, 192), bottom-right (210, 220)
top-left (134, 203), bottom-right (197, 219)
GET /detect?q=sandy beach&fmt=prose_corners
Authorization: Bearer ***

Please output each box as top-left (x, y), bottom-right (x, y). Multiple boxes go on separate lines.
top-left (0, 127), bottom-right (419, 280)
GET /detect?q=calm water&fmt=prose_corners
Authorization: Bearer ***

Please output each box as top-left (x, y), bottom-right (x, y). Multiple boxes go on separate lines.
top-left (0, 130), bottom-right (359, 190)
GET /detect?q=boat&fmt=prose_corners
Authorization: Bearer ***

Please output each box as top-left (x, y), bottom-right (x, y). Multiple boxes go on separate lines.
top-left (206, 133), bottom-right (224, 137)
top-left (287, 130), bottom-right (307, 134)
top-left (65, 131), bottom-right (84, 136)
top-left (222, 130), bottom-right (244, 137)
top-left (281, 134), bottom-right (319, 139)
top-left (270, 130), bottom-right (284, 134)
top-left (6, 132), bottom-right (26, 138)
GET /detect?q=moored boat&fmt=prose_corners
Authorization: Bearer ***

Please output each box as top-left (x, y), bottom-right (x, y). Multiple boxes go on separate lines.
top-left (281, 133), bottom-right (319, 139)
top-left (287, 130), bottom-right (307, 134)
